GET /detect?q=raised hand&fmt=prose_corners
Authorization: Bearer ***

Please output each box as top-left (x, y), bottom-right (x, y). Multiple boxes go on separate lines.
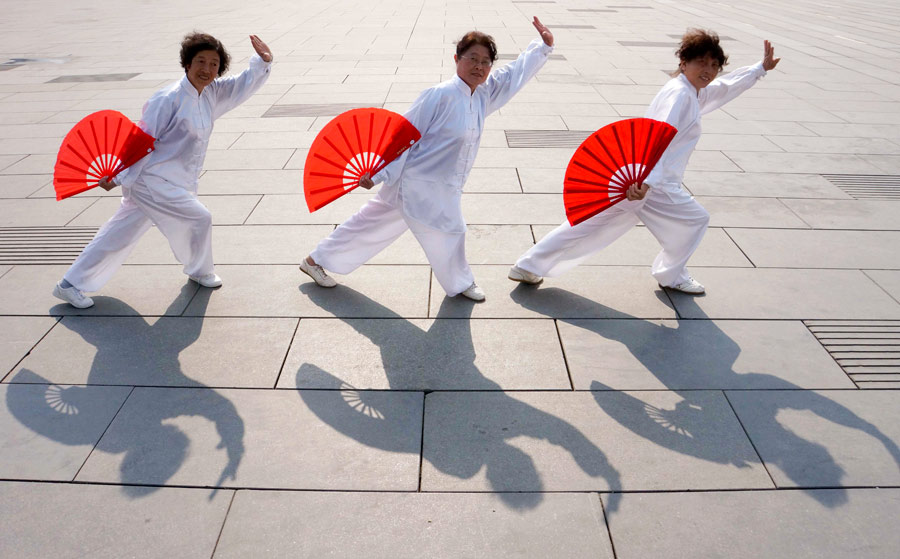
top-left (532, 16), bottom-right (554, 47)
top-left (250, 35), bottom-right (273, 63)
top-left (762, 39), bottom-right (780, 71)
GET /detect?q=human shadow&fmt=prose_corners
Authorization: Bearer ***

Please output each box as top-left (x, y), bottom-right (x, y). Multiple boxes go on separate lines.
top-left (510, 284), bottom-right (900, 508)
top-left (6, 285), bottom-right (244, 499)
top-left (296, 283), bottom-right (622, 511)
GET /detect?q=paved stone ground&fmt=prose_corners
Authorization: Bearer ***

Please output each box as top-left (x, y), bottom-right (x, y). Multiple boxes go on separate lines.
top-left (1, 0), bottom-right (899, 557)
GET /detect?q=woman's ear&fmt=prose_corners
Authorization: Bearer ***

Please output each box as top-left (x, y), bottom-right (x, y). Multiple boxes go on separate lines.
top-left (454, 54), bottom-right (459, 64)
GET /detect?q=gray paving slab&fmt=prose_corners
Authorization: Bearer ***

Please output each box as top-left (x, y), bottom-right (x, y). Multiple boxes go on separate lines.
top-left (13, 315), bottom-right (296, 388)
top-left (780, 199), bottom-right (900, 230)
top-left (728, 229), bottom-right (900, 269)
top-left (0, 383), bottom-right (131, 480)
top-left (865, 270), bottom-right (900, 302)
top-left (244, 191), bottom-right (378, 224)
top-left (603, 489), bottom-right (900, 559)
top-left (76, 387), bottom-right (423, 490)
top-left (518, 167), bottom-right (566, 194)
top-left (531, 226), bottom-right (753, 268)
top-left (421, 391), bottom-right (772, 495)
top-left (698, 196), bottom-right (812, 228)
top-left (432, 265), bottom-right (678, 319)
top-left (0, 481), bottom-right (231, 559)
top-left (186, 264), bottom-right (430, 318)
top-left (668, 268), bottom-right (900, 319)
top-left (0, 197), bottom-right (96, 226)
top-left (458, 193), bottom-right (568, 225)
top-left (199, 169), bottom-right (304, 195)
top-left (0, 317), bottom-right (57, 379)
top-left (0, 174), bottom-right (49, 198)
top-left (682, 171), bottom-right (849, 198)
top-left (464, 167), bottom-right (522, 192)
top-left (215, 491), bottom-right (614, 559)
top-left (558, 319), bottom-right (853, 390)
top-left (727, 389), bottom-right (900, 487)
top-left (724, 151), bottom-right (885, 174)
top-left (202, 148), bottom-right (294, 171)
top-left (67, 195), bottom-right (261, 226)
top-left (283, 315), bottom-right (568, 390)
top-left (0, 265), bottom-right (199, 316)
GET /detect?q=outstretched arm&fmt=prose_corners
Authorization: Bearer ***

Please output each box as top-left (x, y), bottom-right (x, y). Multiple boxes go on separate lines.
top-left (210, 35), bottom-right (273, 119)
top-left (699, 39), bottom-right (779, 114)
top-left (484, 17), bottom-right (554, 114)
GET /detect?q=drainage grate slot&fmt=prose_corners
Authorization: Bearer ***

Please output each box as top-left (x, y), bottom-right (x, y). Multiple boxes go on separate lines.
top-left (47, 73), bottom-right (139, 83)
top-left (805, 320), bottom-right (900, 388)
top-left (0, 227), bottom-right (98, 265)
top-left (822, 174), bottom-right (900, 199)
top-left (262, 103), bottom-right (383, 118)
top-left (505, 130), bottom-right (592, 148)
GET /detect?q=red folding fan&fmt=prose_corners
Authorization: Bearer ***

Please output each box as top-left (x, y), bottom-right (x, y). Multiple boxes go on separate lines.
top-left (563, 118), bottom-right (677, 226)
top-left (53, 110), bottom-right (155, 201)
top-left (303, 108), bottom-right (421, 212)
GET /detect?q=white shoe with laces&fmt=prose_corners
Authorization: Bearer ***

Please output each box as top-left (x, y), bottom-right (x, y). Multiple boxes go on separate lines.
top-left (664, 277), bottom-right (705, 294)
top-left (52, 282), bottom-right (94, 308)
top-left (508, 265), bottom-right (543, 285)
top-left (460, 282), bottom-right (486, 302)
top-left (189, 273), bottom-right (223, 288)
top-left (299, 259), bottom-right (337, 288)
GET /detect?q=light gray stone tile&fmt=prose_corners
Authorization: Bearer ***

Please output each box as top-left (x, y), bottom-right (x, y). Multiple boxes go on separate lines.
top-left (0, 317), bottom-right (57, 379)
top-left (0, 174), bottom-right (51, 198)
top-left (462, 193), bottom-right (566, 225)
top-left (684, 150), bottom-right (744, 172)
top-left (0, 197), bottom-right (96, 226)
top-left (860, 154), bottom-right (900, 174)
top-left (766, 136), bottom-right (900, 154)
top-left (0, 482), bottom-right (231, 559)
top-left (865, 270), bottom-right (900, 302)
top-left (728, 229), bottom-right (900, 269)
top-left (0, 153), bottom-right (54, 174)
top-left (432, 265), bottom-right (678, 319)
top-left (17, 315), bottom-right (296, 388)
top-left (531, 226), bottom-right (753, 268)
top-left (604, 489), bottom-right (900, 559)
top-left (216, 491), bottom-right (614, 559)
top-left (421, 391), bottom-right (772, 493)
top-left (695, 134), bottom-right (784, 152)
top-left (698, 197), bottom-right (812, 228)
top-left (668, 269), bottom-right (900, 319)
top-left (77, 387), bottom-right (423, 490)
top-left (0, 264), bottom-right (198, 316)
top-left (67, 195), bottom-right (261, 226)
top-left (724, 151), bottom-right (884, 174)
top-left (186, 264), bottom-right (430, 318)
top-left (199, 169), bottom-right (304, 195)
top-left (284, 315), bottom-right (568, 390)
top-left (464, 167), bottom-right (521, 192)
top-left (518, 167), bottom-right (566, 194)
top-left (201, 148), bottom-right (294, 170)
top-left (682, 171), bottom-right (849, 198)
top-left (727, 390), bottom-right (900, 487)
top-left (558, 320), bottom-right (853, 390)
top-left (0, 382), bottom-right (131, 479)
top-left (244, 191), bottom-right (377, 224)
top-left (780, 199), bottom-right (900, 230)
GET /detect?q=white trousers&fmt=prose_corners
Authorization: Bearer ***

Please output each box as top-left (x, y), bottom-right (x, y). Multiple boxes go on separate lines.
top-left (311, 194), bottom-right (474, 296)
top-left (64, 181), bottom-right (214, 292)
top-left (516, 188), bottom-right (710, 287)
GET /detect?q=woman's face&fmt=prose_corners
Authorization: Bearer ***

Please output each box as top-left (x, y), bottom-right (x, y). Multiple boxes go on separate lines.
top-left (680, 54), bottom-right (721, 91)
top-left (186, 49), bottom-right (220, 91)
top-left (455, 44), bottom-right (493, 91)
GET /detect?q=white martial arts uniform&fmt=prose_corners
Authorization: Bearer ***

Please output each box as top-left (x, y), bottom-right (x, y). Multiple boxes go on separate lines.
top-left (64, 55), bottom-right (272, 292)
top-left (311, 39), bottom-right (553, 296)
top-left (516, 62), bottom-right (767, 286)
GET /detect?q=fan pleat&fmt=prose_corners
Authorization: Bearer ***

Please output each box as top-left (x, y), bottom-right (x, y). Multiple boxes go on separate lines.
top-left (563, 118), bottom-right (677, 226)
top-left (303, 108), bottom-right (421, 212)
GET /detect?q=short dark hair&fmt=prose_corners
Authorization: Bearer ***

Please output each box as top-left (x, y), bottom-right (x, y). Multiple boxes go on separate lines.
top-left (676, 28), bottom-right (728, 68)
top-left (180, 32), bottom-right (230, 76)
top-left (456, 31), bottom-right (498, 63)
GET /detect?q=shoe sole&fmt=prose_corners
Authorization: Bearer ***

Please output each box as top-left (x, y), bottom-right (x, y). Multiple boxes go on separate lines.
top-left (189, 277), bottom-right (222, 288)
top-left (658, 283), bottom-right (705, 295)
top-left (52, 286), bottom-right (94, 309)
top-left (508, 274), bottom-right (543, 285)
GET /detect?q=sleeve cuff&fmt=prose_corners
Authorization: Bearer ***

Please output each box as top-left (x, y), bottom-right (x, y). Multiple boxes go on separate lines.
top-left (752, 60), bottom-right (767, 77)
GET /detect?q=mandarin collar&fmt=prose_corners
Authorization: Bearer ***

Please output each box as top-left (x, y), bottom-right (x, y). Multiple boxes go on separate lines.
top-left (452, 74), bottom-right (475, 96)
top-left (179, 74), bottom-right (203, 99)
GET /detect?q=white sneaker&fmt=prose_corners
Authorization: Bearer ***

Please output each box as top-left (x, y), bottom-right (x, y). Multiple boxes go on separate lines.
top-left (508, 265), bottom-right (543, 285)
top-left (665, 277), bottom-right (705, 294)
top-left (52, 282), bottom-right (94, 308)
top-left (189, 273), bottom-right (223, 288)
top-left (460, 282), bottom-right (486, 302)
top-left (299, 259), bottom-right (337, 288)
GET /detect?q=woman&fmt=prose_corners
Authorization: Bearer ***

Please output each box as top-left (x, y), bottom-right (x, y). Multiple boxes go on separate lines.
top-left (300, 17), bottom-right (555, 302)
top-left (53, 33), bottom-right (273, 308)
top-left (510, 30), bottom-right (781, 294)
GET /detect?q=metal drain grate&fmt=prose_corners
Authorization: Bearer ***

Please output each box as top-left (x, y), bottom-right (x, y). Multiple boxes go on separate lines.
top-left (805, 320), bottom-right (900, 388)
top-left (0, 227), bottom-right (98, 265)
top-left (262, 103), bottom-right (382, 118)
top-left (47, 73), bottom-right (139, 83)
top-left (822, 174), bottom-right (900, 199)
top-left (505, 130), bottom-right (592, 148)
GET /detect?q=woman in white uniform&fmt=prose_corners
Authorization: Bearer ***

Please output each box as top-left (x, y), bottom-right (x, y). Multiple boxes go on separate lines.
top-left (300, 17), bottom-right (555, 302)
top-left (53, 33), bottom-right (273, 309)
top-left (510, 30), bottom-right (781, 294)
